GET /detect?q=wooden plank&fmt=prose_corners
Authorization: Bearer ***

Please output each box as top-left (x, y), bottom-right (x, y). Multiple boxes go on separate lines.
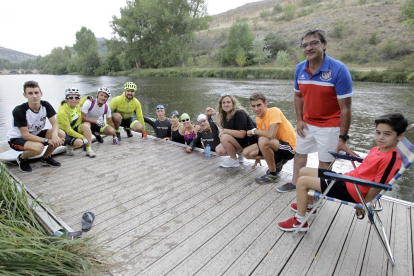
top-left (257, 201), bottom-right (340, 276)
top-left (194, 177), bottom-right (296, 276)
top-left (133, 173), bottom-right (274, 276)
top-left (388, 202), bottom-right (413, 275)
top-left (360, 200), bottom-right (392, 276)
top-left (333, 209), bottom-right (371, 275)
top-left (167, 176), bottom-right (291, 276)
top-left (306, 204), bottom-right (355, 275)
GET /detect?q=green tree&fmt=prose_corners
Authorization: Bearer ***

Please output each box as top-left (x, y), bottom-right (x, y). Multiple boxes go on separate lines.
top-left (73, 27), bottom-right (98, 55)
top-left (235, 49), bottom-right (247, 67)
top-left (284, 4), bottom-right (297, 21)
top-left (223, 22), bottom-right (254, 65)
top-left (249, 36), bottom-right (271, 65)
top-left (47, 47), bottom-right (72, 74)
top-left (401, 0), bottom-right (414, 30)
top-left (264, 33), bottom-right (288, 57)
top-left (276, 50), bottom-right (289, 67)
top-left (110, 0), bottom-right (210, 69)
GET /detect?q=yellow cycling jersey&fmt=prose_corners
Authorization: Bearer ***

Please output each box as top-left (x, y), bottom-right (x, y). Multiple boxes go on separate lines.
top-left (109, 92), bottom-right (145, 131)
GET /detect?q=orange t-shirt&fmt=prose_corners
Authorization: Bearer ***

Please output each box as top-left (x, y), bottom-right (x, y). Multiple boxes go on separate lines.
top-left (255, 107), bottom-right (296, 150)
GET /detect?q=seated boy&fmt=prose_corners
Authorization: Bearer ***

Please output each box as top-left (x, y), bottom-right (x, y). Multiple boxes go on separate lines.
top-left (278, 113), bottom-right (407, 232)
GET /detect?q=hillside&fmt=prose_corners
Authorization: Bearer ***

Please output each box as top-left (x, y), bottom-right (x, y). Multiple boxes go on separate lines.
top-left (195, 0), bottom-right (414, 68)
top-left (0, 47), bottom-right (37, 62)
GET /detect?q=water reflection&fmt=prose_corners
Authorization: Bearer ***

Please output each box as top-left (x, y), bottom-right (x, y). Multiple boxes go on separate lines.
top-left (0, 75), bottom-right (413, 201)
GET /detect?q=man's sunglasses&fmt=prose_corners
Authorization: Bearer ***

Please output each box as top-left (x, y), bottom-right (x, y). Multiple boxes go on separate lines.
top-left (220, 93), bottom-right (232, 97)
top-left (181, 118), bottom-right (190, 122)
top-left (67, 96), bottom-right (80, 100)
top-left (157, 108), bottom-right (164, 110)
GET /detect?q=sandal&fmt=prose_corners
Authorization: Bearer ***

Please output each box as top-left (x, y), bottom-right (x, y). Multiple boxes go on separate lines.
top-left (355, 209), bottom-right (365, 220)
top-left (82, 212), bottom-right (95, 232)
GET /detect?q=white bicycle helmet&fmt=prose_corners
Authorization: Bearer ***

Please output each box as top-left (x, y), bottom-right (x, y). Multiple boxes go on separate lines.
top-left (65, 87), bottom-right (80, 97)
top-left (97, 87), bottom-right (111, 97)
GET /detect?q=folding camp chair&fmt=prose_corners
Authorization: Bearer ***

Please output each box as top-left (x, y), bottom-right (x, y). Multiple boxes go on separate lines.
top-left (293, 124), bottom-right (414, 265)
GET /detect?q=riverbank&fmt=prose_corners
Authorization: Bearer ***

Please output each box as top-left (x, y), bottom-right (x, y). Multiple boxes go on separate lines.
top-left (107, 67), bottom-right (414, 84)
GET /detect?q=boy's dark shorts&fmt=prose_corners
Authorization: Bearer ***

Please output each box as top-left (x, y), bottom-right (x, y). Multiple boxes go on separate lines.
top-left (257, 140), bottom-right (295, 163)
top-left (120, 118), bottom-right (134, 129)
top-left (8, 129), bottom-right (48, 151)
top-left (318, 168), bottom-right (356, 203)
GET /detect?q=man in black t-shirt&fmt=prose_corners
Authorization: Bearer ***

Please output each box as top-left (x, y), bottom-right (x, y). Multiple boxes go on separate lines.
top-left (144, 104), bottom-right (171, 139)
top-left (186, 114), bottom-right (220, 153)
top-left (7, 80), bottom-right (65, 172)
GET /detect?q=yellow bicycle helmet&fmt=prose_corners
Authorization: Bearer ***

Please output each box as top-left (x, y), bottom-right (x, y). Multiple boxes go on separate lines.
top-left (123, 82), bottom-right (137, 91)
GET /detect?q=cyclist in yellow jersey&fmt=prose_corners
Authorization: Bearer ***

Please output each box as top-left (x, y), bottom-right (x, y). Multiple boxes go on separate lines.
top-left (109, 82), bottom-right (147, 140)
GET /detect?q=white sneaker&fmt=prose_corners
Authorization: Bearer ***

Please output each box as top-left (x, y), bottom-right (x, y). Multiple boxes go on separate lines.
top-left (86, 149), bottom-right (96, 158)
top-left (66, 148), bottom-right (75, 156)
top-left (220, 157), bottom-right (240, 168)
top-left (238, 152), bottom-right (244, 163)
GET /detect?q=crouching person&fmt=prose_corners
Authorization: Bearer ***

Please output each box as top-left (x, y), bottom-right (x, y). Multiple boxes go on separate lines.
top-left (7, 80), bottom-right (65, 172)
top-left (57, 88), bottom-right (96, 158)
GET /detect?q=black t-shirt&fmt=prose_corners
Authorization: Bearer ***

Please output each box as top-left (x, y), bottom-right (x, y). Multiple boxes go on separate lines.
top-left (144, 116), bottom-right (171, 139)
top-left (222, 109), bottom-right (254, 148)
top-left (190, 118), bottom-right (220, 151)
top-left (7, 100), bottom-right (56, 140)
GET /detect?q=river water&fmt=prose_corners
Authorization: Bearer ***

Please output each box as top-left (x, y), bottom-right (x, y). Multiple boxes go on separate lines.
top-left (1, 74), bottom-right (413, 201)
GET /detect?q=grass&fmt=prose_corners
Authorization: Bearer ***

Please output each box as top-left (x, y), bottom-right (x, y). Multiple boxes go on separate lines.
top-left (108, 67), bottom-right (414, 83)
top-left (0, 163), bottom-right (113, 275)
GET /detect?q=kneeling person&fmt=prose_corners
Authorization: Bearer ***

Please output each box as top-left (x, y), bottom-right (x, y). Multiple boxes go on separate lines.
top-left (7, 80), bottom-right (65, 172)
top-left (243, 92), bottom-right (296, 184)
top-left (81, 87), bottom-right (118, 144)
top-left (186, 114), bottom-right (220, 153)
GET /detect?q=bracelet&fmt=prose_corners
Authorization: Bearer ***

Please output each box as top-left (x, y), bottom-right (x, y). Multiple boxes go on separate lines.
top-left (252, 128), bottom-right (257, 135)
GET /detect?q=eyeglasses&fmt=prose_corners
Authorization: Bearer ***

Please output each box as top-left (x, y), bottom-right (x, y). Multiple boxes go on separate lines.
top-left (67, 96), bottom-right (80, 100)
top-left (181, 118), bottom-right (190, 122)
top-left (198, 119), bottom-right (206, 124)
top-left (300, 40), bottom-right (321, 49)
top-left (157, 108), bottom-right (164, 110)
top-left (220, 93), bottom-right (232, 97)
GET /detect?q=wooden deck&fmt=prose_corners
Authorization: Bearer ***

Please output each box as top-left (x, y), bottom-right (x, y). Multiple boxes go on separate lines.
top-left (1, 136), bottom-right (413, 276)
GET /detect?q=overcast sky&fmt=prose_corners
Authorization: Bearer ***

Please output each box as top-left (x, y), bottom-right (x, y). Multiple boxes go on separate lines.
top-left (1, 0), bottom-right (260, 57)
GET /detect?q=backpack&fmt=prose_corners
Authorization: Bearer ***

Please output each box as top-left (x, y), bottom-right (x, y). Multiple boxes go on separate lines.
top-left (80, 96), bottom-right (108, 115)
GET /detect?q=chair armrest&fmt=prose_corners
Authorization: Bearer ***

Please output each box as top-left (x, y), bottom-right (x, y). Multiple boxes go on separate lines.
top-left (323, 172), bottom-right (392, 191)
top-left (328, 151), bottom-right (364, 163)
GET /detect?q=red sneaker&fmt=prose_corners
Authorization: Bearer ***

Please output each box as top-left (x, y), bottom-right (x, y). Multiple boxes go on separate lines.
top-left (290, 203), bottom-right (317, 214)
top-left (278, 216), bottom-right (308, 232)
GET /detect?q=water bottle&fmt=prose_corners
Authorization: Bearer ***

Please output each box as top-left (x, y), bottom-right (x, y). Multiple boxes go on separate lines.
top-left (205, 144), bottom-right (211, 158)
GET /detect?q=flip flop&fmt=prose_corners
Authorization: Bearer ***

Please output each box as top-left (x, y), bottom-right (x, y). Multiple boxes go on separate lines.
top-left (82, 212), bottom-right (95, 232)
top-left (48, 229), bottom-right (82, 243)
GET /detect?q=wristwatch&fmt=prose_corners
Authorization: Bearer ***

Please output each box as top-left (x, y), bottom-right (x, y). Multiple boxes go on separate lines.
top-left (339, 134), bottom-right (349, 142)
top-left (252, 128), bottom-right (257, 135)
top-left (43, 138), bottom-right (49, 145)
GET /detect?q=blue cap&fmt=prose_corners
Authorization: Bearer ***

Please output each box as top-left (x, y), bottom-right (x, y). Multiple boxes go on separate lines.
top-left (156, 104), bottom-right (164, 110)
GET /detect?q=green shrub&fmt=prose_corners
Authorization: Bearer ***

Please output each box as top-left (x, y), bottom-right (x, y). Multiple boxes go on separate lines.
top-left (331, 22), bottom-right (347, 39)
top-left (276, 50), bottom-right (290, 67)
top-left (298, 7), bottom-right (314, 17)
top-left (369, 32), bottom-right (380, 45)
top-left (273, 4), bottom-right (283, 13)
top-left (260, 10), bottom-right (271, 18)
top-left (284, 4), bottom-right (298, 21)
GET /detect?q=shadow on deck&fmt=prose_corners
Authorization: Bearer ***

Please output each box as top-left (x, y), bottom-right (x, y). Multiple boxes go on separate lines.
top-left (1, 135), bottom-right (413, 276)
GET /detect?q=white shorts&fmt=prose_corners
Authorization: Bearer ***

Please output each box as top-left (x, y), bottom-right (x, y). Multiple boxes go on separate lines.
top-left (295, 124), bottom-right (340, 162)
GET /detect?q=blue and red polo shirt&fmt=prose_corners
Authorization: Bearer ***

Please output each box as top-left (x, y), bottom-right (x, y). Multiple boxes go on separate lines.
top-left (294, 54), bottom-right (352, 127)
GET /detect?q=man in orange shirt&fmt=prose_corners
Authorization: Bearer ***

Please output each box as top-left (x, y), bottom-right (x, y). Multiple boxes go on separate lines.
top-left (243, 92), bottom-right (296, 184)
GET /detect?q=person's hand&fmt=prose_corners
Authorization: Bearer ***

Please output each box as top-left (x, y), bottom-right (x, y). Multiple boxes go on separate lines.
top-left (142, 131), bottom-right (148, 139)
top-left (113, 136), bottom-right (119, 145)
top-left (51, 134), bottom-right (63, 147)
top-left (186, 146), bottom-right (192, 153)
top-left (82, 138), bottom-right (88, 145)
top-left (335, 139), bottom-right (359, 157)
top-left (163, 137), bottom-right (170, 141)
top-left (206, 107), bottom-right (216, 116)
top-left (247, 130), bottom-right (253, 137)
top-left (96, 118), bottom-right (105, 128)
top-left (218, 128), bottom-right (224, 138)
top-left (296, 121), bottom-right (309, 138)
top-left (251, 159), bottom-right (262, 169)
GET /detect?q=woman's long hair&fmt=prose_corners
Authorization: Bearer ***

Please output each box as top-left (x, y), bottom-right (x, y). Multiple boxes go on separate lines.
top-left (216, 94), bottom-right (247, 127)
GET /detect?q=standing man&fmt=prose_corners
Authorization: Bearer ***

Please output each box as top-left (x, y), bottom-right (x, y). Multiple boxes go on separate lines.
top-left (7, 80), bottom-right (65, 172)
top-left (80, 87), bottom-right (118, 144)
top-left (276, 29), bottom-right (356, 193)
top-left (243, 92), bottom-right (296, 184)
top-left (109, 82), bottom-right (147, 140)
top-left (144, 104), bottom-right (171, 139)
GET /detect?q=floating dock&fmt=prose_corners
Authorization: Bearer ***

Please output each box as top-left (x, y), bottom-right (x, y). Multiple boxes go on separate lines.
top-left (1, 135), bottom-right (413, 275)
